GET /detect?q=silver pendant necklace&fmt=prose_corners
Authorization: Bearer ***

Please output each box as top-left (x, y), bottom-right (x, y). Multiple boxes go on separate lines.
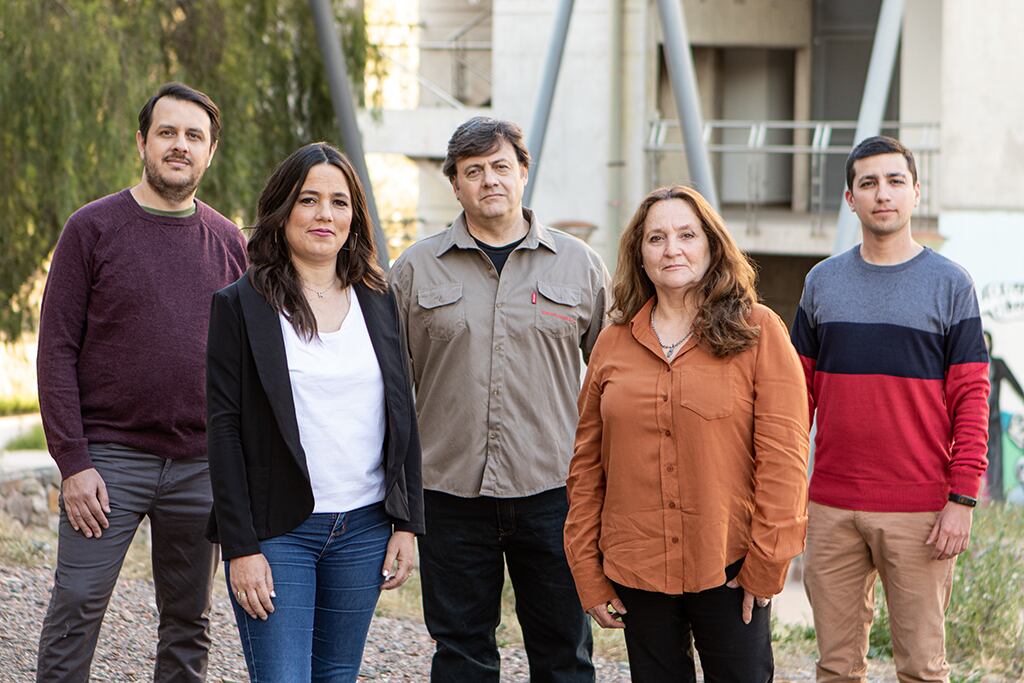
top-left (304, 286), bottom-right (328, 299)
top-left (303, 279), bottom-right (338, 299)
top-left (651, 305), bottom-right (693, 359)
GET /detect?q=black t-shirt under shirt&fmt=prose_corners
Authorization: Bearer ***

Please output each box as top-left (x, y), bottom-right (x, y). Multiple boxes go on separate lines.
top-left (473, 235), bottom-right (526, 276)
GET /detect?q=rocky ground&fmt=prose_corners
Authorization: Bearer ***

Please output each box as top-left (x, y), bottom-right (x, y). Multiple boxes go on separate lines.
top-left (2, 564), bottom-right (635, 682)
top-left (0, 562), bottom-right (917, 682)
top-left (0, 497), bottom-right (912, 683)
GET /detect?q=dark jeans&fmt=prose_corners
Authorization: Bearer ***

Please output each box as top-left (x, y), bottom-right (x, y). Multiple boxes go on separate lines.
top-left (613, 561), bottom-right (774, 683)
top-left (226, 504), bottom-right (390, 683)
top-left (36, 444), bottom-right (218, 683)
top-left (419, 488), bottom-right (594, 683)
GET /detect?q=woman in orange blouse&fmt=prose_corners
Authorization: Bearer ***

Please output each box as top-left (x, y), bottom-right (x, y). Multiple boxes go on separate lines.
top-left (564, 186), bottom-right (809, 682)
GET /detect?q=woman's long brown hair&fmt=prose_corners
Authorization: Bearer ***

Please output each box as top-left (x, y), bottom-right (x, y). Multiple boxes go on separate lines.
top-left (246, 142), bottom-right (386, 340)
top-left (611, 185), bottom-right (760, 357)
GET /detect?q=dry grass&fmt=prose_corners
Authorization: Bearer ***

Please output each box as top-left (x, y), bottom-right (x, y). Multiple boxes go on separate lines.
top-left (0, 510), bottom-right (159, 581)
top-left (0, 511), bottom-right (629, 662)
top-left (375, 562), bottom-right (629, 661)
top-left (0, 510), bottom-right (51, 567)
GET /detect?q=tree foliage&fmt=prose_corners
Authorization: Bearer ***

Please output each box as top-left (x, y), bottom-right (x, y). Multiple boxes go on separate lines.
top-left (0, 0), bottom-right (371, 340)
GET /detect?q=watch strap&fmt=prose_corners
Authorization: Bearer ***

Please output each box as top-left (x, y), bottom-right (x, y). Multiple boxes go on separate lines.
top-left (948, 492), bottom-right (978, 507)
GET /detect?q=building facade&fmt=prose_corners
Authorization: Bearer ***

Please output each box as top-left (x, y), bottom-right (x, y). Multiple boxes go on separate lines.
top-left (358, 0), bottom-right (1024, 500)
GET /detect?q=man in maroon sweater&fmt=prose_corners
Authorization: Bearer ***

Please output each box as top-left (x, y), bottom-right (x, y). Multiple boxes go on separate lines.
top-left (35, 83), bottom-right (247, 682)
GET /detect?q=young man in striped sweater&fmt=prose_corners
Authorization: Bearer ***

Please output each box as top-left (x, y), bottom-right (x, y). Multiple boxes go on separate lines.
top-left (791, 136), bottom-right (990, 682)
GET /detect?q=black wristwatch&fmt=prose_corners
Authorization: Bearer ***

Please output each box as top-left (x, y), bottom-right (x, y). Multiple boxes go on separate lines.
top-left (948, 492), bottom-right (977, 507)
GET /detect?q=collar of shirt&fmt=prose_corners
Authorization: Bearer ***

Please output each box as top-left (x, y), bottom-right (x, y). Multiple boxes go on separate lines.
top-left (629, 297), bottom-right (699, 363)
top-left (434, 208), bottom-right (559, 258)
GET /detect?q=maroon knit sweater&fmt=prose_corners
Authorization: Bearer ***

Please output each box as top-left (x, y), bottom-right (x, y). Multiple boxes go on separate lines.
top-left (37, 189), bottom-right (248, 479)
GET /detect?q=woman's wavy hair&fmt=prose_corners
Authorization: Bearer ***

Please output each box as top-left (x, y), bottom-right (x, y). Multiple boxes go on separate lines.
top-left (247, 142), bottom-right (386, 340)
top-left (611, 185), bottom-right (760, 357)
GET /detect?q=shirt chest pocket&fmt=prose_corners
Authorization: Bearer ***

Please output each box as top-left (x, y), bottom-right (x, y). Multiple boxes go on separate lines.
top-left (534, 281), bottom-right (582, 339)
top-left (417, 283), bottom-right (467, 341)
top-left (676, 364), bottom-right (735, 420)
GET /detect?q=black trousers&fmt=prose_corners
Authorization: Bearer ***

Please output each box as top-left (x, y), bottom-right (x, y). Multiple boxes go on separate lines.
top-left (419, 488), bottom-right (595, 683)
top-left (613, 561), bottom-right (773, 683)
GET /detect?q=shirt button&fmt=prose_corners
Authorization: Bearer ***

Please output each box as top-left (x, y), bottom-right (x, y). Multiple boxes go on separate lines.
top-left (666, 464), bottom-right (675, 472)
top-left (662, 394), bottom-right (669, 401)
top-left (663, 429), bottom-right (671, 437)
top-left (495, 344), bottom-right (503, 352)
top-left (489, 432), bottom-right (498, 440)
top-left (493, 387), bottom-right (500, 396)
top-left (495, 302), bottom-right (503, 309)
top-left (671, 537), bottom-right (679, 544)
top-left (668, 501), bottom-right (677, 509)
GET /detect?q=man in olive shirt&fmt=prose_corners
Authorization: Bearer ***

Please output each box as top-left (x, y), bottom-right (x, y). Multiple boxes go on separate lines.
top-left (389, 117), bottom-right (609, 682)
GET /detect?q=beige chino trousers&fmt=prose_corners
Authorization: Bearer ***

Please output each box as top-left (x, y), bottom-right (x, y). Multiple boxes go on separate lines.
top-left (804, 501), bottom-right (955, 683)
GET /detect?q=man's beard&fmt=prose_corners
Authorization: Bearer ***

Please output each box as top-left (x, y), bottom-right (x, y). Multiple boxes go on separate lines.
top-left (144, 154), bottom-right (205, 204)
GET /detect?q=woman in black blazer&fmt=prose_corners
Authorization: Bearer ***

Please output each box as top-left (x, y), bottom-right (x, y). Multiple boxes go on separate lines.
top-left (206, 142), bottom-right (423, 682)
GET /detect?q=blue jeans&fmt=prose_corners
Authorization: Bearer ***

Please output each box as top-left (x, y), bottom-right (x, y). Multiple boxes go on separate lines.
top-left (226, 504), bottom-right (390, 682)
top-left (419, 488), bottom-right (594, 682)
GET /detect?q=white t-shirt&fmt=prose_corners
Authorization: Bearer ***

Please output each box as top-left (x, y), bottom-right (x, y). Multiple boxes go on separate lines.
top-left (280, 290), bottom-right (386, 513)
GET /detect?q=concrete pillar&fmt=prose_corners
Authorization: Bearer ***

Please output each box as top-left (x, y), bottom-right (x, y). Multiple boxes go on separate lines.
top-left (833, 0), bottom-right (906, 253)
top-left (792, 46), bottom-right (812, 213)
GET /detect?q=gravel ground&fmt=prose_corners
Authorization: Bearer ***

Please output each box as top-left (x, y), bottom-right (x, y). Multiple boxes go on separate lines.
top-left (0, 563), bottom-right (906, 682)
top-left (0, 564), bottom-right (632, 682)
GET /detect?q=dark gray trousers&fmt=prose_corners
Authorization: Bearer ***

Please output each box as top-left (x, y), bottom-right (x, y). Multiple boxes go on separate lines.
top-left (36, 444), bottom-right (218, 682)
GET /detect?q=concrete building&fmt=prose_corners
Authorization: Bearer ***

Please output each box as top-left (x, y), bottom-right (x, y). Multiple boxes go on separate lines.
top-left (357, 0), bottom-right (1024, 496)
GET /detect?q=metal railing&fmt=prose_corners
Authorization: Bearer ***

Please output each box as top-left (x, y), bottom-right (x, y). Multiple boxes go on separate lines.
top-left (646, 119), bottom-right (940, 234)
top-left (375, 51), bottom-right (467, 110)
top-left (418, 10), bottom-right (492, 106)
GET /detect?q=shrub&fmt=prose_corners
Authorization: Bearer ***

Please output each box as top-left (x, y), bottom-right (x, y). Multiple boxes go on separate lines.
top-left (868, 582), bottom-right (893, 660)
top-left (946, 504), bottom-right (1024, 676)
top-left (870, 504), bottom-right (1024, 677)
top-left (0, 396), bottom-right (39, 417)
top-left (3, 424), bottom-right (46, 451)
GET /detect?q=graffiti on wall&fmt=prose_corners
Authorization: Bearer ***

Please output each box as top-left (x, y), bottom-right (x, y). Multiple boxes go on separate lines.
top-left (938, 213), bottom-right (1024, 505)
top-left (982, 288), bottom-right (1024, 504)
top-left (1005, 415), bottom-right (1024, 506)
top-left (980, 281), bottom-right (1024, 322)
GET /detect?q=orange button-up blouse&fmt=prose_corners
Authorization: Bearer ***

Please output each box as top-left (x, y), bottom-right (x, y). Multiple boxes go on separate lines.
top-left (564, 299), bottom-right (809, 610)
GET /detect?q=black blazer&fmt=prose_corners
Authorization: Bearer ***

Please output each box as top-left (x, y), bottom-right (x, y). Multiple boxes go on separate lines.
top-left (205, 273), bottom-right (424, 560)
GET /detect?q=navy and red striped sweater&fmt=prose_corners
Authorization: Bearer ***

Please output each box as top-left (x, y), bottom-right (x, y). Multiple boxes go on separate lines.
top-left (791, 246), bottom-right (989, 512)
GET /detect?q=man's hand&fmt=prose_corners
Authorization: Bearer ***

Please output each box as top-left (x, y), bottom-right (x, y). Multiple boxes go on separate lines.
top-left (586, 598), bottom-right (627, 629)
top-left (726, 579), bottom-right (772, 625)
top-left (61, 468), bottom-right (110, 538)
top-left (381, 531), bottom-right (416, 590)
top-left (926, 500), bottom-right (974, 560)
top-left (229, 553), bottom-right (276, 620)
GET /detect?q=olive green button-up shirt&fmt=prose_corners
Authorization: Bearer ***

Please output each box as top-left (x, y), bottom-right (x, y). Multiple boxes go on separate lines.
top-left (388, 210), bottom-right (610, 498)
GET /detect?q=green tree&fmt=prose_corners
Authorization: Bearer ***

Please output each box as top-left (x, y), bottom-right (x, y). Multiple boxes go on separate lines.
top-left (0, 0), bottom-right (371, 340)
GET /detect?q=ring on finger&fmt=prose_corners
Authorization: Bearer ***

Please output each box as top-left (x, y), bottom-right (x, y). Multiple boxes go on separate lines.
top-left (237, 590), bottom-right (246, 600)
